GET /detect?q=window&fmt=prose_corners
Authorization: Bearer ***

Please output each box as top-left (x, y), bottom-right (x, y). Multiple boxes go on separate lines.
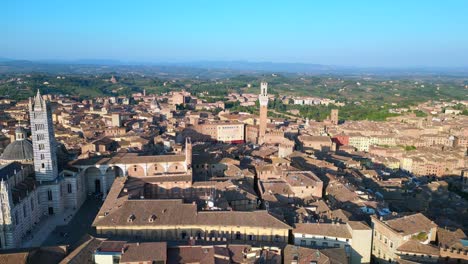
top-left (322, 242), bottom-right (328, 247)
top-left (310, 241), bottom-right (316, 246)
top-left (334, 243), bottom-right (340, 248)
top-left (23, 204), bottom-right (27, 218)
top-left (47, 189), bottom-right (53, 201)
top-left (41, 163), bottom-right (45, 169)
top-left (300, 240), bottom-right (306, 246)
top-left (67, 183), bottom-right (72, 194)
top-left (390, 242), bottom-right (393, 248)
top-left (40, 154), bottom-right (45, 160)
top-left (235, 232), bottom-right (241, 240)
top-left (30, 198), bottom-right (34, 211)
top-left (39, 144), bottom-right (45, 150)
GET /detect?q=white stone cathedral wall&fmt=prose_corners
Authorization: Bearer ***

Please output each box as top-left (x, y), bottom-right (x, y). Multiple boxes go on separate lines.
top-left (8, 189), bottom-right (41, 248)
top-left (38, 183), bottom-right (65, 216)
top-left (63, 176), bottom-right (86, 210)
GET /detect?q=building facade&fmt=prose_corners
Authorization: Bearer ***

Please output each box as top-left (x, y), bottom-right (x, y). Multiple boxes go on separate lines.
top-left (293, 221), bottom-right (372, 264)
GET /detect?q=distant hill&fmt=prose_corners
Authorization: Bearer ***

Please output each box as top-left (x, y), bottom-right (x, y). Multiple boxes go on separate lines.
top-left (0, 59), bottom-right (467, 77)
top-left (0, 57), bottom-right (13, 62)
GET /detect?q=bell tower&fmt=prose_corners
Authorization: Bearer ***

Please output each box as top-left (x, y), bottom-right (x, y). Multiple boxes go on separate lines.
top-left (258, 82), bottom-right (269, 144)
top-left (29, 90), bottom-right (58, 181)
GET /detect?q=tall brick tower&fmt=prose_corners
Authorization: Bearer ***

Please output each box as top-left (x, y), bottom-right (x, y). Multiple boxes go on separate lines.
top-left (331, 109), bottom-right (339, 125)
top-left (258, 82), bottom-right (269, 144)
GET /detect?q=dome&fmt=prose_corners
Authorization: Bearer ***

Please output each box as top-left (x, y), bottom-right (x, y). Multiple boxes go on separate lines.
top-left (0, 139), bottom-right (33, 161)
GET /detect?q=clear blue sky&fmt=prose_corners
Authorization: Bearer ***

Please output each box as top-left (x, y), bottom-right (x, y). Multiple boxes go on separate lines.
top-left (3, 0), bottom-right (468, 67)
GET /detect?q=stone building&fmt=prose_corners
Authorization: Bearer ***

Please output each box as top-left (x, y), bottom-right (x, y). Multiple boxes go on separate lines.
top-left (371, 213), bottom-right (439, 264)
top-left (71, 137), bottom-right (193, 196)
top-left (93, 196), bottom-right (291, 245)
top-left (299, 135), bottom-right (334, 152)
top-left (293, 221), bottom-right (372, 264)
top-left (331, 109), bottom-right (339, 125)
top-left (194, 121), bottom-right (245, 143)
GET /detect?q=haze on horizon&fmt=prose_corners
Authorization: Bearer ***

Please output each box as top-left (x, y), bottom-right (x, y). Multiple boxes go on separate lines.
top-left (3, 0), bottom-right (468, 68)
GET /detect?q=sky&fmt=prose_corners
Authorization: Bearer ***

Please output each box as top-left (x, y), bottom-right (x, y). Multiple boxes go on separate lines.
top-left (2, 0), bottom-right (468, 67)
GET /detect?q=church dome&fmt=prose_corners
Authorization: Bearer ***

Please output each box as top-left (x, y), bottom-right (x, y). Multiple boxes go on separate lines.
top-left (0, 138), bottom-right (33, 161)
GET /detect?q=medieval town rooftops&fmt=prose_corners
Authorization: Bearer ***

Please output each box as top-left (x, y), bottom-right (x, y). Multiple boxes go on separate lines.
top-left (294, 223), bottom-right (352, 239)
top-left (396, 240), bottom-right (440, 256)
top-left (299, 135), bottom-right (332, 143)
top-left (283, 245), bottom-right (331, 264)
top-left (283, 171), bottom-right (322, 187)
top-left (71, 152), bottom-right (186, 166)
top-left (382, 213), bottom-right (437, 236)
top-left (437, 228), bottom-right (467, 250)
top-left (0, 246), bottom-right (67, 264)
top-left (120, 242), bottom-right (167, 263)
top-left (93, 198), bottom-right (291, 229)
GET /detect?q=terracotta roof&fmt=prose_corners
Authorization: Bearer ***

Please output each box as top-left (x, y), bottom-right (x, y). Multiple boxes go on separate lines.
top-left (59, 236), bottom-right (104, 264)
top-left (294, 223), bottom-right (352, 239)
top-left (384, 213), bottom-right (437, 236)
top-left (283, 245), bottom-right (330, 264)
top-left (437, 228), bottom-right (467, 249)
top-left (347, 221), bottom-right (371, 230)
top-left (397, 240), bottom-right (439, 255)
top-left (120, 242), bottom-right (167, 263)
top-left (167, 246), bottom-right (214, 264)
top-left (0, 246), bottom-right (67, 264)
top-left (71, 152), bottom-right (186, 166)
top-left (94, 198), bottom-right (291, 229)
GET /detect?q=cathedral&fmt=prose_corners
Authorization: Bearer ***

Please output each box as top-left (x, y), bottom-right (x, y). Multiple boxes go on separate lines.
top-left (0, 91), bottom-right (85, 249)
